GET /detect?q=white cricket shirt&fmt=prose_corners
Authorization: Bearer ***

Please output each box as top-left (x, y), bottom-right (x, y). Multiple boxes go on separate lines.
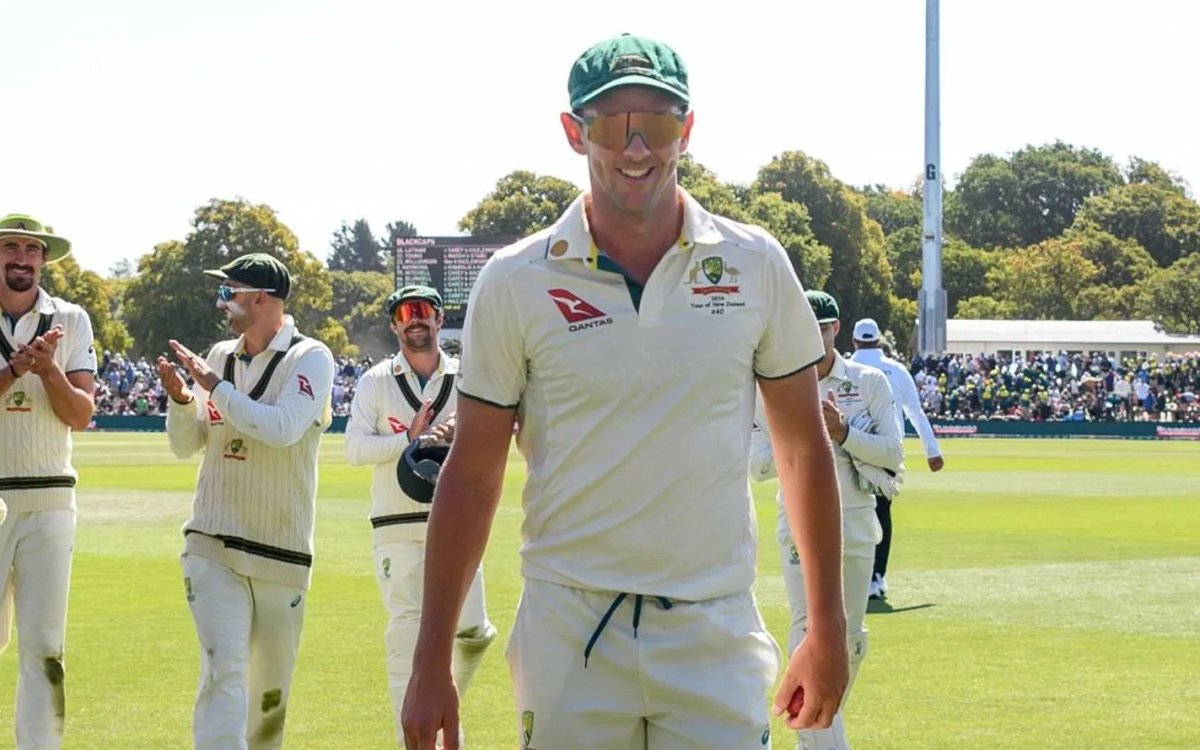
top-left (457, 189), bottom-right (824, 601)
top-left (165, 316), bottom-right (334, 590)
top-left (850, 347), bottom-right (942, 460)
top-left (344, 349), bottom-right (459, 545)
top-left (0, 289), bottom-right (97, 512)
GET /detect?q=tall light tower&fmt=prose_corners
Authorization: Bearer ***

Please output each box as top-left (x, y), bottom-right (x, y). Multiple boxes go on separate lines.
top-left (917, 0), bottom-right (948, 355)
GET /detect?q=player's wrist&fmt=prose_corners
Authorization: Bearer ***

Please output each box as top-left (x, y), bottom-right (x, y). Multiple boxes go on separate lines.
top-left (7, 362), bottom-right (22, 379)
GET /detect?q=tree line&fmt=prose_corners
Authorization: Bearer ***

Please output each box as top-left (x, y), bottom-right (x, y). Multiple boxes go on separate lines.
top-left (45, 141), bottom-right (1200, 360)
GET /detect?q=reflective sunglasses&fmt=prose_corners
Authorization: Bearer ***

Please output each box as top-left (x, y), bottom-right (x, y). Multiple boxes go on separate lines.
top-left (395, 299), bottom-right (438, 323)
top-left (571, 110), bottom-right (687, 151)
top-left (217, 284), bottom-right (275, 302)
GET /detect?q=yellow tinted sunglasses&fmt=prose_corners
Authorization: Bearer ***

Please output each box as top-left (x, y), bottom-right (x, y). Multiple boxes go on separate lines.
top-left (571, 110), bottom-right (687, 151)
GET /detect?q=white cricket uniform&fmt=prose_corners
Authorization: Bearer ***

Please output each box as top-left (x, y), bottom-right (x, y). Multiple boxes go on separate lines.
top-left (0, 288), bottom-right (95, 750)
top-left (458, 189), bottom-right (824, 749)
top-left (849, 348), bottom-right (941, 461)
top-left (165, 315), bottom-right (334, 750)
top-left (750, 354), bottom-right (903, 750)
top-left (344, 349), bottom-right (496, 746)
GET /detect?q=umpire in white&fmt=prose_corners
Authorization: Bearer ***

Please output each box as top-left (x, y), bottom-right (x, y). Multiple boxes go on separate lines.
top-left (157, 253), bottom-right (335, 750)
top-left (345, 286), bottom-right (495, 748)
top-left (0, 214), bottom-right (96, 750)
top-left (751, 291), bottom-right (904, 750)
top-left (849, 318), bottom-right (945, 600)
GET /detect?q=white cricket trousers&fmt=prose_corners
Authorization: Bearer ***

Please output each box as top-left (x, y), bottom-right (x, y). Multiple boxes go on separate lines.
top-left (777, 505), bottom-right (878, 750)
top-left (374, 540), bottom-right (496, 748)
top-left (181, 552), bottom-right (306, 750)
top-left (506, 578), bottom-right (781, 749)
top-left (0, 509), bottom-right (75, 750)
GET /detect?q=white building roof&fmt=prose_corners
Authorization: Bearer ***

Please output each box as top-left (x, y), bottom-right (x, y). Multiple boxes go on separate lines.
top-left (947, 319), bottom-right (1200, 347)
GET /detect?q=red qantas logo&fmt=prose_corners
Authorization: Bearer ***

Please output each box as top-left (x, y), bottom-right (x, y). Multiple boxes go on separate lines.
top-left (206, 400), bottom-right (224, 424)
top-left (547, 288), bottom-right (607, 323)
top-left (297, 374), bottom-right (314, 398)
top-left (386, 417), bottom-right (407, 434)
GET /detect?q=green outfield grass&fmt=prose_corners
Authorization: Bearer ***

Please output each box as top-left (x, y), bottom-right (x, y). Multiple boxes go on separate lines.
top-left (1, 435), bottom-right (1198, 749)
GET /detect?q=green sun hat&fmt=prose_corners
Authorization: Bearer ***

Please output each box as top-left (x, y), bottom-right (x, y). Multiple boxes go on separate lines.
top-left (0, 213), bottom-right (71, 263)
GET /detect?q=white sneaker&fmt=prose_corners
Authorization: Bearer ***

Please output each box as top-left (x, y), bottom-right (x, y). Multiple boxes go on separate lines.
top-left (868, 573), bottom-right (888, 600)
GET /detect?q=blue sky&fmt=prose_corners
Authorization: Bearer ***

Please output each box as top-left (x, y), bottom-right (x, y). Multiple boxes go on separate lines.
top-left (4, 0), bottom-right (1197, 275)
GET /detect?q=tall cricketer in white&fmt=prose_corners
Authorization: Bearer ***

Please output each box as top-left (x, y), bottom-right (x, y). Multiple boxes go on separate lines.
top-left (0, 214), bottom-right (96, 750)
top-left (158, 253), bottom-right (334, 750)
top-left (345, 285), bottom-right (496, 748)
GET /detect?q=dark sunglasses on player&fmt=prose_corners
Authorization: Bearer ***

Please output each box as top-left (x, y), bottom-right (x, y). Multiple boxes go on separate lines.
top-left (570, 110), bottom-right (687, 151)
top-left (395, 300), bottom-right (438, 323)
top-left (217, 284), bottom-right (275, 302)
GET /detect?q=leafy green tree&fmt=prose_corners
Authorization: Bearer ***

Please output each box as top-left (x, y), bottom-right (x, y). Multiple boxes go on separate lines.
top-left (884, 225), bottom-right (923, 302)
top-left (41, 255), bottom-right (132, 354)
top-left (379, 220), bottom-right (419, 277)
top-left (986, 237), bottom-right (1100, 319)
top-left (123, 198), bottom-right (349, 356)
top-left (753, 151), bottom-right (893, 346)
top-left (955, 295), bottom-right (1016, 319)
top-left (744, 192), bottom-right (831, 289)
top-left (859, 184), bottom-right (922, 236)
top-left (329, 270), bottom-right (396, 359)
top-left (328, 219), bottom-right (386, 272)
top-left (1140, 253), bottom-right (1200, 334)
top-left (1071, 183), bottom-right (1200, 267)
top-left (459, 171), bottom-right (581, 236)
top-left (945, 141), bottom-right (1123, 249)
top-left (1124, 157), bottom-right (1191, 195)
top-left (678, 155), bottom-right (750, 222)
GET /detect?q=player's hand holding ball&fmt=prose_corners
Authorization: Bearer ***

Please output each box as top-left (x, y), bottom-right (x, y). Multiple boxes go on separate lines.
top-left (771, 625), bottom-right (848, 731)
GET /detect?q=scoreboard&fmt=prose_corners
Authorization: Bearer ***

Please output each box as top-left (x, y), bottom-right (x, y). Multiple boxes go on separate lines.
top-left (393, 235), bottom-right (516, 328)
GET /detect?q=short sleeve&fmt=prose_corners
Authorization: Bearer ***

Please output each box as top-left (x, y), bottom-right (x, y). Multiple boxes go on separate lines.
top-left (457, 255), bottom-right (526, 408)
top-left (64, 308), bottom-right (98, 375)
top-left (753, 239), bottom-right (824, 379)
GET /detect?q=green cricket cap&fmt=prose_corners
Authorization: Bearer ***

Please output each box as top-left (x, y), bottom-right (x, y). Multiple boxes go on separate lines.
top-left (806, 290), bottom-right (840, 324)
top-left (386, 285), bottom-right (443, 317)
top-left (203, 252), bottom-right (292, 300)
top-left (568, 33), bottom-right (690, 111)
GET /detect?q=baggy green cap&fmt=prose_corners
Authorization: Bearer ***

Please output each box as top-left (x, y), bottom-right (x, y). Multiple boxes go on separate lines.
top-left (805, 290), bottom-right (840, 324)
top-left (386, 285), bottom-right (443, 317)
top-left (203, 252), bottom-right (293, 300)
top-left (568, 33), bottom-right (690, 111)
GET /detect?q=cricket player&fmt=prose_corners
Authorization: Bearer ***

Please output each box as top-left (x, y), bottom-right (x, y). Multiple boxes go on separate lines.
top-left (345, 285), bottom-right (496, 748)
top-left (751, 291), bottom-right (904, 750)
top-left (402, 33), bottom-right (848, 750)
top-left (156, 253), bottom-right (334, 750)
top-left (0, 213), bottom-right (96, 750)
top-left (849, 318), bottom-right (944, 599)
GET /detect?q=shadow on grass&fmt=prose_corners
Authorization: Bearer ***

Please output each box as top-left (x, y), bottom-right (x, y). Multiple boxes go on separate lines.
top-left (866, 599), bottom-right (936, 615)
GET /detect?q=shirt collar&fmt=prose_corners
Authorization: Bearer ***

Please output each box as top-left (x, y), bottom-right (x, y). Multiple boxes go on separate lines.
top-left (543, 187), bottom-right (724, 265)
top-left (392, 347), bottom-right (458, 377)
top-left (829, 353), bottom-right (849, 382)
top-left (234, 315), bottom-right (297, 358)
top-left (853, 347), bottom-right (882, 364)
top-left (33, 288), bottom-right (57, 315)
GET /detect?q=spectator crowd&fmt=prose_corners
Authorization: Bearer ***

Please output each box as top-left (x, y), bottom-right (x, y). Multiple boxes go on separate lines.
top-left (910, 351), bottom-right (1200, 423)
top-left (93, 351), bottom-right (374, 418)
top-left (91, 347), bottom-right (1199, 424)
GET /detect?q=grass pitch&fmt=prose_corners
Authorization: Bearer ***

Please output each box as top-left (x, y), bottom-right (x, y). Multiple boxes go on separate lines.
top-left (0, 435), bottom-right (1197, 749)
